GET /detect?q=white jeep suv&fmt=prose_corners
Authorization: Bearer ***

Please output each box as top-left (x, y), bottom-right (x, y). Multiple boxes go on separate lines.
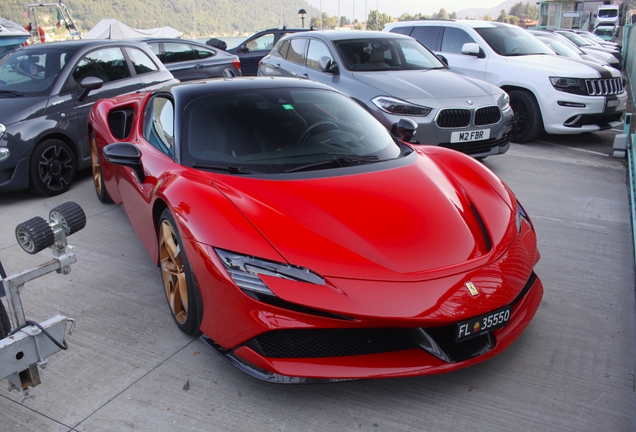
top-left (384, 20), bottom-right (626, 143)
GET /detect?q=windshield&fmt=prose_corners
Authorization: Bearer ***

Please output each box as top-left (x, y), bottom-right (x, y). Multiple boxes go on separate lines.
top-left (333, 37), bottom-right (445, 71)
top-left (556, 31), bottom-right (592, 47)
top-left (0, 46), bottom-right (74, 96)
top-left (538, 38), bottom-right (578, 58)
top-left (475, 27), bottom-right (553, 56)
top-left (598, 9), bottom-right (618, 18)
top-left (182, 88), bottom-right (407, 174)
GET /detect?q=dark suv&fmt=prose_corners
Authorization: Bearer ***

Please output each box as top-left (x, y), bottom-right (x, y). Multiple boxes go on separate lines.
top-left (226, 27), bottom-right (313, 75)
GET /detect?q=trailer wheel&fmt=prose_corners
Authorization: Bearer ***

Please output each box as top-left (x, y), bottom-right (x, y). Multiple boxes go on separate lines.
top-left (0, 301), bottom-right (10, 339)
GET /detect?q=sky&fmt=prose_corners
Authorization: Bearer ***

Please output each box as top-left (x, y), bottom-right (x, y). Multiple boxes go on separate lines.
top-left (305, 0), bottom-right (506, 21)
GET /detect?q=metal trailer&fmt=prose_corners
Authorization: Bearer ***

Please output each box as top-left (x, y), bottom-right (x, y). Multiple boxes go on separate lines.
top-left (0, 202), bottom-right (85, 403)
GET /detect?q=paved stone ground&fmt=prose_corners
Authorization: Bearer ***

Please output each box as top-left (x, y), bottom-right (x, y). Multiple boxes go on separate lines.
top-left (0, 127), bottom-right (634, 431)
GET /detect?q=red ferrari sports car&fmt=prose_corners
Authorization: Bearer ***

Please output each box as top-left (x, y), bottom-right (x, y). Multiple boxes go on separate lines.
top-left (88, 77), bottom-right (543, 382)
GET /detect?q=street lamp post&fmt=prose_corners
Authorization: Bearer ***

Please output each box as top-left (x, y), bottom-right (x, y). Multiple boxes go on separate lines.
top-left (298, 9), bottom-right (307, 28)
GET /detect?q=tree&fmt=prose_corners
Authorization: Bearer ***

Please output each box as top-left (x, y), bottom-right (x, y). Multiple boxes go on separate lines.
top-left (432, 8), bottom-right (450, 20)
top-left (482, 14), bottom-right (494, 21)
top-left (449, 12), bottom-right (457, 19)
top-left (367, 10), bottom-right (393, 30)
top-left (497, 9), bottom-right (508, 22)
top-left (507, 15), bottom-right (520, 25)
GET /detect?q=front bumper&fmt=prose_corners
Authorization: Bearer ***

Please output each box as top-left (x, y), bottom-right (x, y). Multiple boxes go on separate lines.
top-left (201, 271), bottom-right (543, 382)
top-left (541, 91), bottom-right (627, 135)
top-left (373, 103), bottom-right (513, 159)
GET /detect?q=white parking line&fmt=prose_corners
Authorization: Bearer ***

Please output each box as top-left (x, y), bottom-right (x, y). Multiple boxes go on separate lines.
top-left (533, 140), bottom-right (609, 157)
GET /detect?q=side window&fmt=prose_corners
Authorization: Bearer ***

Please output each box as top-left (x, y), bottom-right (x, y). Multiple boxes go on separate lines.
top-left (305, 39), bottom-right (332, 70)
top-left (246, 33), bottom-right (274, 51)
top-left (390, 26), bottom-right (413, 36)
top-left (126, 47), bottom-right (159, 75)
top-left (164, 42), bottom-right (196, 63)
top-left (286, 38), bottom-right (307, 64)
top-left (411, 26), bottom-right (442, 50)
top-left (72, 47), bottom-right (131, 84)
top-left (194, 45), bottom-right (216, 59)
top-left (272, 39), bottom-right (290, 59)
top-left (145, 96), bottom-right (175, 157)
top-left (440, 27), bottom-right (475, 54)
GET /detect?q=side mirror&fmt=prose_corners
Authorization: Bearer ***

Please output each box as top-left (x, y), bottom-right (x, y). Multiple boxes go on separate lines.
top-left (319, 56), bottom-right (338, 74)
top-left (396, 118), bottom-right (418, 143)
top-left (461, 42), bottom-right (484, 58)
top-left (78, 76), bottom-right (103, 102)
top-left (103, 142), bottom-right (145, 182)
top-left (240, 46), bottom-right (249, 53)
top-left (436, 54), bottom-right (449, 66)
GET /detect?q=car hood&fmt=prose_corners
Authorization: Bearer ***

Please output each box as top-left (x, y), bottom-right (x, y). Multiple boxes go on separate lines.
top-left (350, 69), bottom-right (500, 100)
top-left (213, 156), bottom-right (513, 281)
top-left (501, 54), bottom-right (618, 77)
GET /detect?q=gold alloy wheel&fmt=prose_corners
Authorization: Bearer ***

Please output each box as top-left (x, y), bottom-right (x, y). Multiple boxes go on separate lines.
top-left (159, 220), bottom-right (189, 325)
top-left (90, 135), bottom-right (102, 196)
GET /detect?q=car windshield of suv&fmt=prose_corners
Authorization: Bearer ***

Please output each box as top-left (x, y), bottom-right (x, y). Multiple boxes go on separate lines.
top-left (475, 27), bottom-right (553, 56)
top-left (182, 87), bottom-right (409, 174)
top-left (0, 46), bottom-right (73, 96)
top-left (334, 38), bottom-right (445, 71)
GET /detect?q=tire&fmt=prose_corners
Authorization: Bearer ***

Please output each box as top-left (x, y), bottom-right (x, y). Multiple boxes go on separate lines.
top-left (15, 216), bottom-right (55, 254)
top-left (90, 132), bottom-right (113, 203)
top-left (49, 201), bottom-right (86, 237)
top-left (158, 209), bottom-right (202, 336)
top-left (29, 139), bottom-right (76, 196)
top-left (0, 301), bottom-right (10, 339)
top-left (508, 90), bottom-right (543, 143)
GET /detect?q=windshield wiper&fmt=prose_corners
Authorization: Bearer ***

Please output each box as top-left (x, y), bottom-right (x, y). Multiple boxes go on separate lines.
top-left (192, 163), bottom-right (255, 174)
top-left (285, 155), bottom-right (381, 173)
top-left (0, 90), bottom-right (25, 97)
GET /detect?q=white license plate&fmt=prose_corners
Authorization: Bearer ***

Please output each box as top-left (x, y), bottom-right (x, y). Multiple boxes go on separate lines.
top-left (450, 129), bottom-right (490, 143)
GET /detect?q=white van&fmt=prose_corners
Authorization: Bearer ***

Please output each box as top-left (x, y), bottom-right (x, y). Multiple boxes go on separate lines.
top-left (595, 4), bottom-right (620, 28)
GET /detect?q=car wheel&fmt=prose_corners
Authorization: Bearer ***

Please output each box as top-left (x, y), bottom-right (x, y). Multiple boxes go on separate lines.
top-left (508, 90), bottom-right (542, 143)
top-left (90, 132), bottom-right (113, 203)
top-left (29, 139), bottom-right (76, 196)
top-left (0, 301), bottom-right (10, 339)
top-left (158, 208), bottom-right (202, 336)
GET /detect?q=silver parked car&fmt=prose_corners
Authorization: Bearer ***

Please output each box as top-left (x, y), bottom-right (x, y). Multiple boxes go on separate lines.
top-left (258, 30), bottom-right (513, 159)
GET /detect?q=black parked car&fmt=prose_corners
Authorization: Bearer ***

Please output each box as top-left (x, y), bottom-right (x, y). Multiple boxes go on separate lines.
top-left (0, 39), bottom-right (177, 196)
top-left (226, 27), bottom-right (313, 75)
top-left (140, 38), bottom-right (241, 80)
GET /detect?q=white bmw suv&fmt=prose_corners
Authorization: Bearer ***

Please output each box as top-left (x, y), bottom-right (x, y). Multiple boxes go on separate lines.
top-left (384, 20), bottom-right (627, 143)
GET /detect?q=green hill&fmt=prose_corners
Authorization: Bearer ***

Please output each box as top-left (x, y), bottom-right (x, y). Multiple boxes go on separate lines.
top-left (0, 0), bottom-right (320, 38)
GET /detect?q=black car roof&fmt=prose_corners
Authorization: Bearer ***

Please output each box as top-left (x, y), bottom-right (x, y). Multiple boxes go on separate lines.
top-left (163, 76), bottom-right (339, 99)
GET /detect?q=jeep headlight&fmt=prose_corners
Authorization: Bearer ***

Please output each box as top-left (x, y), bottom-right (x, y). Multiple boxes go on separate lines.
top-left (372, 96), bottom-right (432, 116)
top-left (215, 248), bottom-right (325, 296)
top-left (549, 77), bottom-right (587, 95)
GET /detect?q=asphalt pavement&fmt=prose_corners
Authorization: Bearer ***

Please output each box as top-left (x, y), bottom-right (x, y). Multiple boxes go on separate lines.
top-left (0, 128), bottom-right (635, 432)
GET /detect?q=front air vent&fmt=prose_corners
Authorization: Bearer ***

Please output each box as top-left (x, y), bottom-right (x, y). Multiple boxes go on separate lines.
top-left (436, 109), bottom-right (471, 128)
top-left (474, 106), bottom-right (501, 126)
top-left (585, 78), bottom-right (624, 96)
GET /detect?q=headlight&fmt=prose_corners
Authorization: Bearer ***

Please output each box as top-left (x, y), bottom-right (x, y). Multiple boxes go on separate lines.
top-left (549, 77), bottom-right (588, 95)
top-left (372, 96), bottom-right (432, 116)
top-left (215, 249), bottom-right (325, 296)
top-left (498, 92), bottom-right (510, 110)
top-left (516, 202), bottom-right (533, 232)
top-left (0, 147), bottom-right (8, 162)
top-left (0, 123), bottom-right (5, 140)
